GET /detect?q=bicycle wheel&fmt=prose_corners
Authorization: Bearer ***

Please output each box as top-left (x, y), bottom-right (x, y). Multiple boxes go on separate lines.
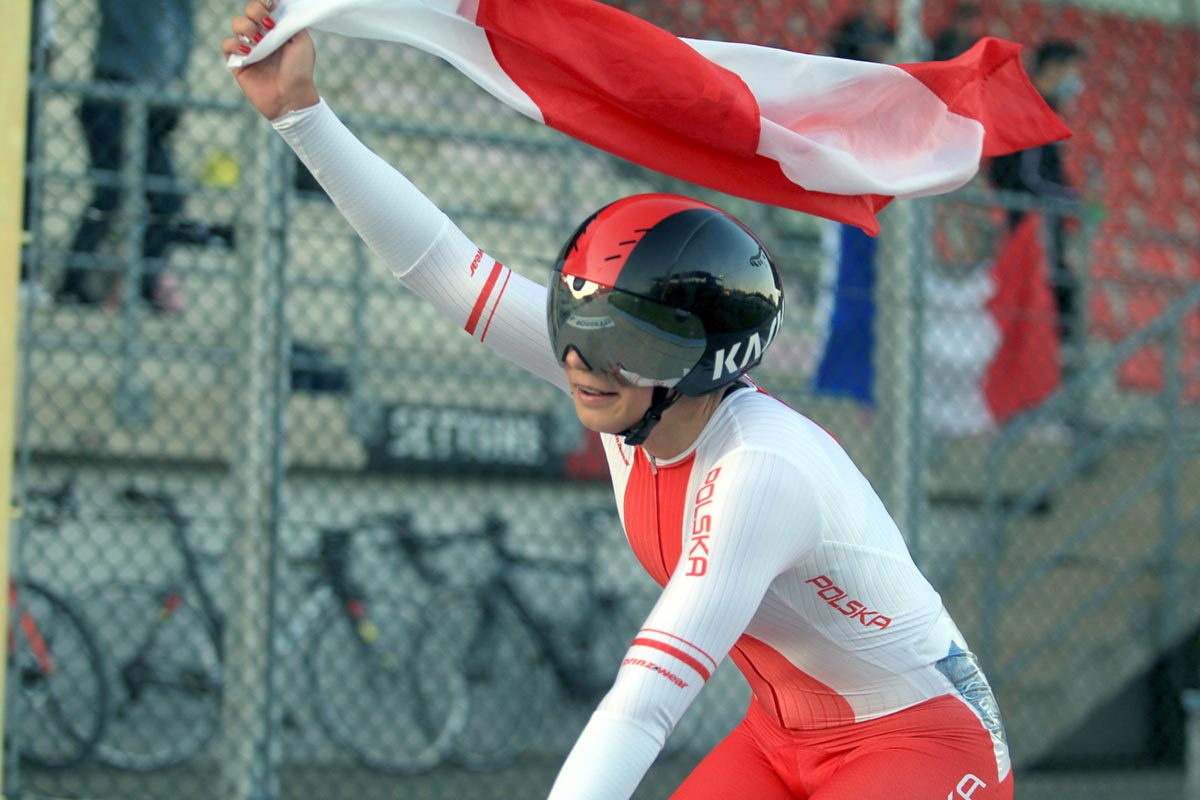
top-left (9, 580), bottom-right (108, 769)
top-left (76, 581), bottom-right (222, 770)
top-left (311, 591), bottom-right (468, 774)
top-left (432, 590), bottom-right (553, 771)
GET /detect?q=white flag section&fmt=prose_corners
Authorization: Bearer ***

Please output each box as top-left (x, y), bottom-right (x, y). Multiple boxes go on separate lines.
top-left (227, 0), bottom-right (1070, 234)
top-left (684, 38), bottom-right (986, 197)
top-left (229, 0), bottom-right (545, 121)
top-left (922, 266), bottom-right (1002, 436)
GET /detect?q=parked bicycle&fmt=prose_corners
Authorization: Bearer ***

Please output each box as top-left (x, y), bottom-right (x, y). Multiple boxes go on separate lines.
top-left (387, 508), bottom-right (653, 770)
top-left (77, 486), bottom-right (462, 773)
top-left (7, 480), bottom-right (109, 770)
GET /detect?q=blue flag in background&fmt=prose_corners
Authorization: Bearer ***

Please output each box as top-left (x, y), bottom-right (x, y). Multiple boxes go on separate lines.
top-left (813, 224), bottom-right (877, 405)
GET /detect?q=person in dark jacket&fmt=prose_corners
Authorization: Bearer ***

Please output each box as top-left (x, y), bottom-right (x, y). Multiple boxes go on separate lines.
top-left (58, 0), bottom-right (229, 313)
top-left (989, 40), bottom-right (1085, 344)
top-left (831, 0), bottom-right (895, 64)
top-left (932, 1), bottom-right (987, 61)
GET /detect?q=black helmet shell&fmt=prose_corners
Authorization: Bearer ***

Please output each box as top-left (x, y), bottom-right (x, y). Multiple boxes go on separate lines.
top-left (548, 194), bottom-right (784, 395)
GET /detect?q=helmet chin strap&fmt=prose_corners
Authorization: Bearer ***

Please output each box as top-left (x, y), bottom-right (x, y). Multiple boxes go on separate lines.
top-left (619, 386), bottom-right (680, 447)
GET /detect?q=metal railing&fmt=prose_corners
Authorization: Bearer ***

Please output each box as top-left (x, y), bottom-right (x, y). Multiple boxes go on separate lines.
top-left (977, 278), bottom-right (1200, 675)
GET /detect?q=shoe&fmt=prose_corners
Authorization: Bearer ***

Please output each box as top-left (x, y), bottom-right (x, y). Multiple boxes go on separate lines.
top-left (148, 272), bottom-right (185, 315)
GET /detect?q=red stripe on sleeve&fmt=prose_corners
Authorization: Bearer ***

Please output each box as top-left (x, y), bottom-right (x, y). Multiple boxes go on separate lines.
top-left (632, 637), bottom-right (712, 683)
top-left (479, 266), bottom-right (511, 343)
top-left (465, 261), bottom-right (503, 336)
top-left (639, 628), bottom-right (718, 672)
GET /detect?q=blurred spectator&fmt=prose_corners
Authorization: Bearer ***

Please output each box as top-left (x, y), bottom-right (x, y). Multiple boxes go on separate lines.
top-left (831, 0), bottom-right (895, 63)
top-left (988, 40), bottom-right (1085, 345)
top-left (57, 0), bottom-right (231, 314)
top-left (19, 0), bottom-right (55, 306)
top-left (932, 1), bottom-right (987, 61)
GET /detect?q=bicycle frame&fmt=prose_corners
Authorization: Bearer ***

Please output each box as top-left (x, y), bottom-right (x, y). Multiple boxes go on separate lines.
top-left (122, 491), bottom-right (363, 643)
top-left (389, 510), bottom-right (626, 699)
top-left (122, 487), bottom-right (388, 679)
top-left (120, 488), bottom-right (225, 656)
top-left (474, 572), bottom-right (614, 700)
top-left (8, 581), bottom-right (54, 677)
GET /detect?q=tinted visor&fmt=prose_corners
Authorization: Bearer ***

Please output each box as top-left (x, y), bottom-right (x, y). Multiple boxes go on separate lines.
top-left (548, 274), bottom-right (707, 388)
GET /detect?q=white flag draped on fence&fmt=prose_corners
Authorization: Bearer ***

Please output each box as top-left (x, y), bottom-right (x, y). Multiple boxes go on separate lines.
top-left (228, 0), bottom-right (1070, 234)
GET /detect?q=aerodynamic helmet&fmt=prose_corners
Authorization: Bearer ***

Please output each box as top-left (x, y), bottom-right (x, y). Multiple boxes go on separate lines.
top-left (547, 193), bottom-right (785, 397)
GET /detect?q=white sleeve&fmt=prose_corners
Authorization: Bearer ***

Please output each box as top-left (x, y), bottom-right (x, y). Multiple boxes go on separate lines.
top-left (271, 100), bottom-right (566, 390)
top-left (547, 450), bottom-right (822, 800)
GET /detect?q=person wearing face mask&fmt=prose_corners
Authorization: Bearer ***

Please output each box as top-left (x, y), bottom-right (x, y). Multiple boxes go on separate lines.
top-left (988, 40), bottom-right (1086, 347)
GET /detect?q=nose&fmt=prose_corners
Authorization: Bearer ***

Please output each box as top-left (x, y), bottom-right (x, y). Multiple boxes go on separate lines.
top-left (563, 347), bottom-right (591, 371)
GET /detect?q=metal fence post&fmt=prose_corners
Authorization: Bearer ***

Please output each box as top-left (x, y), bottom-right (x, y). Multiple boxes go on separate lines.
top-left (115, 90), bottom-right (151, 426)
top-left (1185, 689), bottom-right (1200, 800)
top-left (1154, 313), bottom-right (1184, 648)
top-left (875, 201), bottom-right (916, 532)
top-left (874, 0), bottom-right (929, 541)
top-left (219, 114), bottom-right (284, 800)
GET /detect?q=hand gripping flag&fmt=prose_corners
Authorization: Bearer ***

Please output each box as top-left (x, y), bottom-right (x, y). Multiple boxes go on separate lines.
top-left (229, 0), bottom-right (1070, 235)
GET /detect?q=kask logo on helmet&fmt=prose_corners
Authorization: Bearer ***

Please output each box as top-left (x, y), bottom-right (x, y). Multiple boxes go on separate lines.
top-left (711, 313), bottom-right (782, 381)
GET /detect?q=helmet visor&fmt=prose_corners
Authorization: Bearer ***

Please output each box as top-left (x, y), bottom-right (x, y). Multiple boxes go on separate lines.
top-left (548, 273), bottom-right (707, 388)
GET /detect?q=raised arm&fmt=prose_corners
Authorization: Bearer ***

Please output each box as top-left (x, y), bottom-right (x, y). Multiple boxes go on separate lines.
top-left (222, 3), bottom-right (565, 388)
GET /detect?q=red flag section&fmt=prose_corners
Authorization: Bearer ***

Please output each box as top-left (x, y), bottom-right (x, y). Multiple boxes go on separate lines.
top-left (982, 215), bottom-right (1063, 422)
top-left (899, 37), bottom-right (1073, 158)
top-left (474, 0), bottom-right (890, 232)
top-left (236, 0), bottom-right (1070, 235)
top-left (472, 0), bottom-right (1067, 235)
top-left (471, 0), bottom-right (760, 159)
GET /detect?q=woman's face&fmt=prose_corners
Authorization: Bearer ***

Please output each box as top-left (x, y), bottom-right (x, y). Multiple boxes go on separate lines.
top-left (561, 348), bottom-right (654, 435)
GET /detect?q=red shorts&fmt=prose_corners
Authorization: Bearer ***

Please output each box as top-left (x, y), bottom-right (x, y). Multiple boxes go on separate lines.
top-left (671, 694), bottom-right (1012, 800)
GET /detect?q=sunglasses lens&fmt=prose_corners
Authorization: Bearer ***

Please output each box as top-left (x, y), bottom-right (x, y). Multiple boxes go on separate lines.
top-left (549, 275), bottom-right (706, 387)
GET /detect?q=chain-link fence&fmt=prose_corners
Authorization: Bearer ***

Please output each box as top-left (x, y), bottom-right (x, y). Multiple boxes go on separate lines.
top-left (8, 0), bottom-right (1200, 798)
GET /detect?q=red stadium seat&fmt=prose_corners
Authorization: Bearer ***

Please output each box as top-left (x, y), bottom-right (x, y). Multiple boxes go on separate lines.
top-left (1126, 285), bottom-right (1170, 327)
top-left (1123, 342), bottom-right (1200, 402)
top-left (1088, 285), bottom-right (1123, 341)
top-left (1089, 235), bottom-right (1125, 281)
top-left (1187, 308), bottom-right (1200, 342)
top-left (1133, 244), bottom-right (1179, 279)
top-left (1118, 346), bottom-right (1165, 393)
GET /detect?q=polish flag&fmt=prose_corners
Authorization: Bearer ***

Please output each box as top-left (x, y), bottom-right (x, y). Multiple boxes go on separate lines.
top-left (813, 213), bottom-right (1061, 434)
top-left (229, 0), bottom-right (1069, 235)
top-left (981, 214), bottom-right (1063, 423)
top-left (921, 214), bottom-right (1062, 435)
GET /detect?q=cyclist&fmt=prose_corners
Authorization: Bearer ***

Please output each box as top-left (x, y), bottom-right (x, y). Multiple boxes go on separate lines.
top-left (223, 9), bottom-right (1011, 799)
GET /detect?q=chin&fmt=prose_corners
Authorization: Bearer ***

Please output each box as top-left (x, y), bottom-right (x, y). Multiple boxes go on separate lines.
top-left (573, 407), bottom-right (635, 436)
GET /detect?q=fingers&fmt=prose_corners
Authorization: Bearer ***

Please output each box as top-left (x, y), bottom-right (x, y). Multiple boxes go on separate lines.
top-left (243, 0), bottom-right (278, 29)
top-left (229, 18), bottom-right (262, 53)
top-left (227, 0), bottom-right (278, 55)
